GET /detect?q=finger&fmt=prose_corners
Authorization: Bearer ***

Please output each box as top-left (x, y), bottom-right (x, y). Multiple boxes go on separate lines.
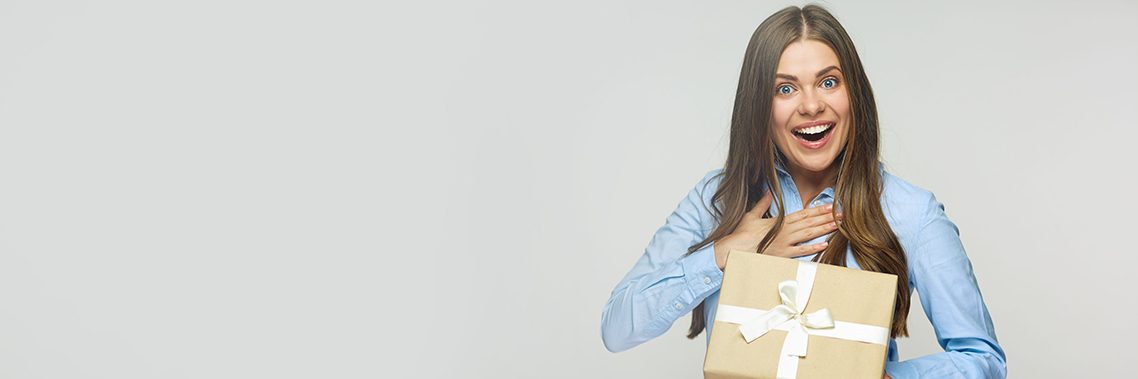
top-left (785, 202), bottom-right (834, 224)
top-left (801, 242), bottom-right (828, 257)
top-left (784, 209), bottom-right (809, 224)
top-left (782, 240), bottom-right (828, 258)
top-left (797, 210), bottom-right (839, 228)
top-left (788, 221), bottom-right (839, 244)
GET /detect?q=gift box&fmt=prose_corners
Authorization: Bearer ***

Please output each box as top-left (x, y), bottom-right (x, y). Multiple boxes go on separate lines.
top-left (703, 251), bottom-right (897, 379)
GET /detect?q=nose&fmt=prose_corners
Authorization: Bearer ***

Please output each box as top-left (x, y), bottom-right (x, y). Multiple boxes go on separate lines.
top-left (797, 90), bottom-right (826, 116)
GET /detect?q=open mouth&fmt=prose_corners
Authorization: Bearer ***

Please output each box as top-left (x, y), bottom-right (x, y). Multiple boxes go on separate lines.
top-left (792, 122), bottom-right (835, 142)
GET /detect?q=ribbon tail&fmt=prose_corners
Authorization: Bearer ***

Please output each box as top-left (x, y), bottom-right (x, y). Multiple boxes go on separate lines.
top-left (783, 324), bottom-right (809, 357)
top-left (775, 350), bottom-right (800, 379)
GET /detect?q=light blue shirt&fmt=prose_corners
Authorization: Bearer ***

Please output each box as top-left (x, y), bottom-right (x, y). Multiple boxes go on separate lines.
top-left (600, 162), bottom-right (1006, 378)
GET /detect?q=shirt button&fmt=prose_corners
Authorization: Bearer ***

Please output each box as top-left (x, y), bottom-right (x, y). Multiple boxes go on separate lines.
top-left (811, 200), bottom-right (821, 207)
top-left (674, 303), bottom-right (683, 310)
top-left (703, 277), bottom-right (712, 284)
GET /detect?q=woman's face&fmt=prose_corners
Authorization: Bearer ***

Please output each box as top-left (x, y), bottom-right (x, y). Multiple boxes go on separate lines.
top-left (769, 39), bottom-right (850, 176)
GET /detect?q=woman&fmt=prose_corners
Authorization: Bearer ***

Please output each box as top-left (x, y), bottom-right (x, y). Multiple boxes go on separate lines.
top-left (600, 5), bottom-right (1006, 378)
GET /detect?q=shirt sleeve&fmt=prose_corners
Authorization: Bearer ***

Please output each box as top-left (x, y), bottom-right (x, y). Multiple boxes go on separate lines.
top-left (600, 170), bottom-right (724, 353)
top-left (885, 193), bottom-right (1007, 378)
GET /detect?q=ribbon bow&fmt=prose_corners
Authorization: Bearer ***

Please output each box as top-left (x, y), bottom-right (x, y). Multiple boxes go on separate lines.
top-left (737, 279), bottom-right (834, 357)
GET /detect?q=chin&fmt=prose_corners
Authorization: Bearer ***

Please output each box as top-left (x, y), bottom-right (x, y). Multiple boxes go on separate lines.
top-left (795, 156), bottom-right (838, 172)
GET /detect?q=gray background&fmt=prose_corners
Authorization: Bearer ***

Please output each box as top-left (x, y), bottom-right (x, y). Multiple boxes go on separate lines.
top-left (1, 0), bottom-right (1135, 378)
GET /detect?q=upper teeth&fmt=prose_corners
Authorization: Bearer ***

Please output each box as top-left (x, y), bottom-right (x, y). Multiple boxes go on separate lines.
top-left (796, 123), bottom-right (833, 135)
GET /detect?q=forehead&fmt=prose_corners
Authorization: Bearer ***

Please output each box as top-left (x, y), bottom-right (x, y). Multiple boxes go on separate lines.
top-left (776, 39), bottom-right (840, 74)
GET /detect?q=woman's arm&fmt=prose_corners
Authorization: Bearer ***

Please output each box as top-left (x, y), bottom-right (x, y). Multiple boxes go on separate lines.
top-left (600, 170), bottom-right (724, 352)
top-left (885, 194), bottom-right (1007, 378)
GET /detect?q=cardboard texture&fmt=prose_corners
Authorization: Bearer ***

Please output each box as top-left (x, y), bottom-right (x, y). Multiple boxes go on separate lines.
top-left (703, 251), bottom-right (897, 379)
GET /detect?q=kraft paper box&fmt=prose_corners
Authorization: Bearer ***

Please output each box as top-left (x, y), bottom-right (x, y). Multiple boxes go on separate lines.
top-left (703, 251), bottom-right (897, 379)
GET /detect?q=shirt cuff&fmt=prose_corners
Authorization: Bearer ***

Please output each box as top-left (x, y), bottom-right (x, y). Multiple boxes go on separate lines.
top-left (885, 360), bottom-right (918, 379)
top-left (679, 241), bottom-right (723, 299)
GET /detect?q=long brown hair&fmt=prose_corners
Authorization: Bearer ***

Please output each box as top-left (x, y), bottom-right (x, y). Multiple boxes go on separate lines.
top-left (684, 4), bottom-right (910, 340)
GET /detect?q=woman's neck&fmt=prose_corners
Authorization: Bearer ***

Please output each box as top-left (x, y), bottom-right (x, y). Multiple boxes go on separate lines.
top-left (788, 164), bottom-right (838, 207)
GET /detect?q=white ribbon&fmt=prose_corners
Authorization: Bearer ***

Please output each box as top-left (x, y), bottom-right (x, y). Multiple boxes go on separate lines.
top-left (714, 261), bottom-right (890, 379)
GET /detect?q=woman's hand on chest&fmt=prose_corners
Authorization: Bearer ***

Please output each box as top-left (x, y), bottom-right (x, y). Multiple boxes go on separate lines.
top-left (713, 190), bottom-right (842, 269)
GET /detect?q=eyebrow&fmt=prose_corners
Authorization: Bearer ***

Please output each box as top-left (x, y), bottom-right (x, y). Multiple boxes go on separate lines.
top-left (775, 65), bottom-right (841, 81)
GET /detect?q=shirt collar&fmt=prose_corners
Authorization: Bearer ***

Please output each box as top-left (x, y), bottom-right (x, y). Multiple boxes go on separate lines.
top-left (774, 153), bottom-right (791, 179)
top-left (818, 186), bottom-right (835, 199)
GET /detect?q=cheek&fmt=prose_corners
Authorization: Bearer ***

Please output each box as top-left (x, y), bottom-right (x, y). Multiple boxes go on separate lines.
top-left (832, 97), bottom-right (852, 143)
top-left (828, 93), bottom-right (851, 121)
top-left (769, 100), bottom-right (795, 131)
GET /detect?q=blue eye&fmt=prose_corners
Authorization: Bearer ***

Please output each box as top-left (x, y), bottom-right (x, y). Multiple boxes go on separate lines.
top-left (777, 85), bottom-right (793, 95)
top-left (821, 78), bottom-right (837, 89)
